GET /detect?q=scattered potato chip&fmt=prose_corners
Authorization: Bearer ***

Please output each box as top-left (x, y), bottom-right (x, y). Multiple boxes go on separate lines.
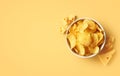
top-left (60, 15), bottom-right (77, 34)
top-left (100, 36), bottom-right (115, 54)
top-left (67, 33), bottom-right (76, 49)
top-left (98, 49), bottom-right (115, 65)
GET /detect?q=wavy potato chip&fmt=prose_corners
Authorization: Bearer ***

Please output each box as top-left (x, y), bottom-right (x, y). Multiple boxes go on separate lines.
top-left (97, 32), bottom-right (103, 41)
top-left (97, 25), bottom-right (102, 32)
top-left (72, 47), bottom-right (79, 54)
top-left (76, 32), bottom-right (92, 47)
top-left (69, 24), bottom-right (77, 33)
top-left (76, 21), bottom-right (88, 33)
top-left (90, 33), bottom-right (99, 47)
top-left (89, 46), bottom-right (99, 54)
top-left (67, 33), bottom-right (76, 49)
top-left (83, 19), bottom-right (97, 32)
top-left (76, 43), bottom-right (85, 56)
top-left (98, 49), bottom-right (115, 65)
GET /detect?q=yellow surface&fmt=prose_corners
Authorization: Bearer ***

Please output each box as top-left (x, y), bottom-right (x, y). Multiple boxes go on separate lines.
top-left (0, 0), bottom-right (120, 76)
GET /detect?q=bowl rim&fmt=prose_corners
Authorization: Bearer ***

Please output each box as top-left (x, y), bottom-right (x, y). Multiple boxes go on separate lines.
top-left (65, 17), bottom-right (106, 58)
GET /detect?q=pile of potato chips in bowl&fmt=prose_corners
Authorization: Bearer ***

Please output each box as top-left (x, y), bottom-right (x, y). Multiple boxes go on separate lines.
top-left (66, 18), bottom-right (106, 58)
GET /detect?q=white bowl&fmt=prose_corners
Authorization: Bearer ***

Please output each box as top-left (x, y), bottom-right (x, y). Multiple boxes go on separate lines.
top-left (65, 18), bottom-right (106, 58)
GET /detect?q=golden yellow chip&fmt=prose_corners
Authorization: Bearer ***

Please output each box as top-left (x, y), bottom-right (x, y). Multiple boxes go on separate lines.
top-left (97, 32), bottom-right (104, 44)
top-left (98, 49), bottom-right (115, 65)
top-left (90, 33), bottom-right (99, 47)
top-left (60, 15), bottom-right (77, 34)
top-left (98, 39), bottom-right (104, 46)
top-left (67, 33), bottom-right (76, 49)
top-left (76, 32), bottom-right (92, 47)
top-left (72, 47), bottom-right (79, 54)
top-left (69, 23), bottom-right (77, 33)
top-left (83, 19), bottom-right (97, 32)
top-left (76, 43), bottom-right (85, 56)
top-left (89, 46), bottom-right (99, 54)
top-left (97, 25), bottom-right (102, 32)
top-left (75, 21), bottom-right (88, 33)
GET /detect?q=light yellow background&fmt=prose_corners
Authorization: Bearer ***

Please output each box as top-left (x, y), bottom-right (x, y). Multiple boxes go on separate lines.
top-left (0, 0), bottom-right (120, 76)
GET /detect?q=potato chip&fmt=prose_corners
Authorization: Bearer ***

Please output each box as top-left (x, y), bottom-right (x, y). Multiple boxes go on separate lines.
top-left (67, 33), bottom-right (76, 49)
top-left (69, 23), bottom-right (77, 33)
top-left (98, 49), bottom-right (115, 65)
top-left (97, 32), bottom-right (104, 44)
top-left (89, 46), bottom-right (99, 54)
top-left (72, 47), bottom-right (79, 54)
top-left (76, 43), bottom-right (85, 56)
top-left (76, 32), bottom-right (92, 47)
top-left (60, 15), bottom-right (76, 34)
top-left (60, 25), bottom-right (67, 34)
top-left (68, 15), bottom-right (77, 21)
top-left (97, 25), bottom-right (102, 32)
top-left (90, 33), bottom-right (99, 47)
top-left (97, 39), bottom-right (104, 46)
top-left (64, 15), bottom-right (77, 25)
top-left (83, 19), bottom-right (97, 32)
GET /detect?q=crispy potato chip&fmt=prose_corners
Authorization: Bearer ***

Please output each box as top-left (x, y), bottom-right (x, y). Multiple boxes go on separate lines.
top-left (76, 43), bottom-right (85, 56)
top-left (90, 33), bottom-right (99, 47)
top-left (68, 15), bottom-right (77, 21)
top-left (93, 46), bottom-right (99, 54)
top-left (60, 25), bottom-right (68, 34)
top-left (98, 39), bottom-right (104, 46)
top-left (64, 15), bottom-right (77, 25)
top-left (97, 32), bottom-right (104, 44)
top-left (69, 23), bottom-right (77, 33)
top-left (76, 21), bottom-right (88, 33)
top-left (75, 21), bottom-right (83, 32)
top-left (60, 15), bottom-right (76, 34)
top-left (77, 32), bottom-right (92, 46)
top-left (67, 33), bottom-right (76, 49)
top-left (72, 47), bottom-right (79, 54)
top-left (83, 19), bottom-right (97, 32)
top-left (98, 49), bottom-right (115, 65)
top-left (97, 25), bottom-right (102, 32)
top-left (89, 46), bottom-right (99, 54)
